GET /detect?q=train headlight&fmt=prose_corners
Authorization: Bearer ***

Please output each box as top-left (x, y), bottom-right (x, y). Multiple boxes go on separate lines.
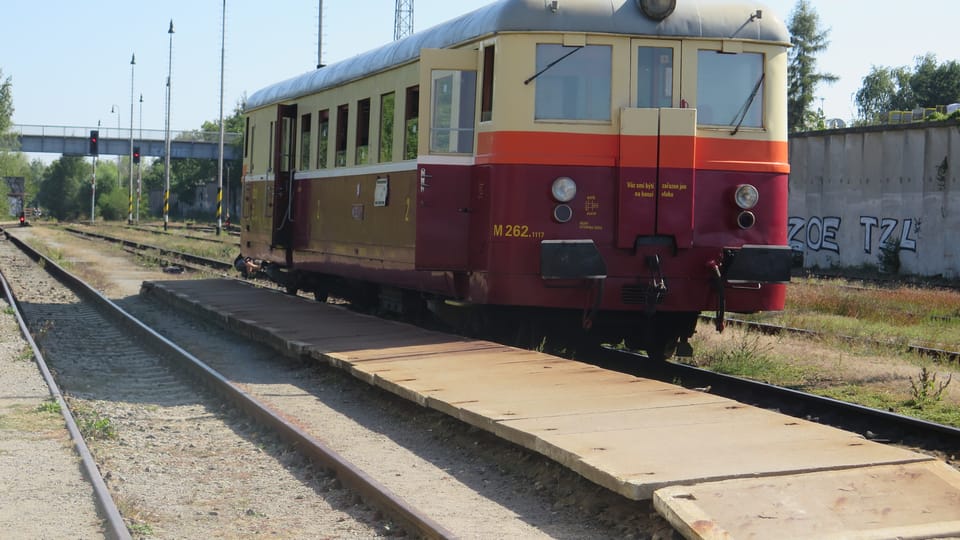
top-left (734, 184), bottom-right (759, 210)
top-left (551, 177), bottom-right (577, 203)
top-left (636, 0), bottom-right (676, 20)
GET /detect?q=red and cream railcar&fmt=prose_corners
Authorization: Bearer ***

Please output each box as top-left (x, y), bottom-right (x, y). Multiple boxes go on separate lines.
top-left (240, 0), bottom-right (793, 359)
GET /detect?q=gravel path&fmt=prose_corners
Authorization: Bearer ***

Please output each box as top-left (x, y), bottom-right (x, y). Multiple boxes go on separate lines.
top-left (0, 287), bottom-right (105, 538)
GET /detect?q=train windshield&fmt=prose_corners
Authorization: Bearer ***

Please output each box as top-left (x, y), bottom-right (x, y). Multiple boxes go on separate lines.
top-left (696, 51), bottom-right (764, 127)
top-left (533, 44), bottom-right (612, 121)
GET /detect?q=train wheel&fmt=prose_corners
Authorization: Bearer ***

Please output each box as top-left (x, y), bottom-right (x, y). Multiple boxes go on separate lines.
top-left (313, 290), bottom-right (329, 303)
top-left (285, 285), bottom-right (299, 296)
top-left (645, 337), bottom-right (679, 362)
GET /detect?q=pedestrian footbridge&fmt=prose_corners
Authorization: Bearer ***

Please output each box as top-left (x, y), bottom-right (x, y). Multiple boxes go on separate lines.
top-left (6, 124), bottom-right (241, 160)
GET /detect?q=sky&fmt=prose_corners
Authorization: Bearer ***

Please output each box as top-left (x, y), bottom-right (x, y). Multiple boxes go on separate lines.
top-left (3, 0), bottom-right (957, 138)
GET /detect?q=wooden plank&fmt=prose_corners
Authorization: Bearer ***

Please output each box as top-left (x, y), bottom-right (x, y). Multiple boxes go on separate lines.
top-left (654, 461), bottom-right (960, 540)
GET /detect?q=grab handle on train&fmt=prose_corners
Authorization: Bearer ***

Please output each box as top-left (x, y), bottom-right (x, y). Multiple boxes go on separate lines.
top-left (419, 168), bottom-right (432, 192)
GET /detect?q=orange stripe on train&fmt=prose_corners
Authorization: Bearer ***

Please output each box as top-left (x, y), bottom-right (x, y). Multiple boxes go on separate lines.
top-left (476, 131), bottom-right (789, 173)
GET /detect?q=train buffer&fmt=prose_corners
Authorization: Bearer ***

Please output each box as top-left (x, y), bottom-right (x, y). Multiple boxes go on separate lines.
top-left (142, 278), bottom-right (960, 539)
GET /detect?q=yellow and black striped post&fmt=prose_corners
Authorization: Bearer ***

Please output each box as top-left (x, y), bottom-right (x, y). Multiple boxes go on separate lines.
top-left (216, 187), bottom-right (222, 236)
top-left (163, 189), bottom-right (170, 231)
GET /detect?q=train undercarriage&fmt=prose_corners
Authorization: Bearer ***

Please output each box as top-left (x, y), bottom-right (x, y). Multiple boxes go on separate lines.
top-left (243, 258), bottom-right (700, 361)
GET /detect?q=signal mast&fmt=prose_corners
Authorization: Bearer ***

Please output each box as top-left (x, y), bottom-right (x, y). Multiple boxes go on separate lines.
top-left (394, 0), bottom-right (413, 40)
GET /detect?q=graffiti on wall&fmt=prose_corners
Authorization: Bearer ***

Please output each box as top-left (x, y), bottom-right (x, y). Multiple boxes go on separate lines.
top-left (788, 216), bottom-right (918, 255)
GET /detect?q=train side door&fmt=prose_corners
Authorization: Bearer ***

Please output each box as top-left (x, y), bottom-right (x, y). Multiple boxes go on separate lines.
top-left (414, 48), bottom-right (478, 271)
top-left (272, 104), bottom-right (297, 250)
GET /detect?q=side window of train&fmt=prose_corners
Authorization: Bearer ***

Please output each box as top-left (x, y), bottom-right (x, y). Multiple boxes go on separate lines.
top-left (268, 121), bottom-right (274, 172)
top-left (249, 125), bottom-right (255, 173)
top-left (300, 113), bottom-right (312, 171)
top-left (335, 104), bottom-right (349, 167)
top-left (430, 69), bottom-right (477, 154)
top-left (379, 92), bottom-right (395, 162)
top-left (404, 86), bottom-right (419, 160)
top-left (356, 98), bottom-right (372, 165)
top-left (244, 117), bottom-right (250, 159)
top-left (317, 109), bottom-right (329, 169)
top-left (534, 44), bottom-right (611, 121)
top-left (480, 45), bottom-right (495, 122)
top-left (636, 46), bottom-right (673, 108)
top-left (696, 50), bottom-right (764, 128)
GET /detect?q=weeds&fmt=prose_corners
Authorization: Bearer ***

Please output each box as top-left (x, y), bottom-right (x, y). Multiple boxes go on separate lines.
top-left (694, 331), bottom-right (809, 388)
top-left (36, 400), bottom-right (61, 414)
top-left (69, 402), bottom-right (117, 441)
top-left (908, 366), bottom-right (952, 408)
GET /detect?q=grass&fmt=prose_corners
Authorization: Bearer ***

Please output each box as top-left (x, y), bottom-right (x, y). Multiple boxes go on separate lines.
top-left (688, 332), bottom-right (812, 388)
top-left (749, 277), bottom-right (960, 351)
top-left (692, 272), bottom-right (960, 428)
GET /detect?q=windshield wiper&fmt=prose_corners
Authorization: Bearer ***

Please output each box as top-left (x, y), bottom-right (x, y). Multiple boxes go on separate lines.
top-left (524, 46), bottom-right (583, 85)
top-left (730, 73), bottom-right (765, 135)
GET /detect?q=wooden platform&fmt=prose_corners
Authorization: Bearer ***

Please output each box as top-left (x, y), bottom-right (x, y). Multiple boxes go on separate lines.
top-left (142, 279), bottom-right (960, 539)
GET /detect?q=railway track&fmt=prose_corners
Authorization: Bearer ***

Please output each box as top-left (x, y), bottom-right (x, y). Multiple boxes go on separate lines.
top-left (1, 226), bottom-right (654, 538)
top-left (603, 347), bottom-right (960, 459)
top-left (54, 225), bottom-right (960, 454)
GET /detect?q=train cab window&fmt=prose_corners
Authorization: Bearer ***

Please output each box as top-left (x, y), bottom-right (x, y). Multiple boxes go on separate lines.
top-left (379, 92), bottom-right (395, 162)
top-left (335, 104), bottom-right (349, 167)
top-left (429, 69), bottom-right (476, 153)
top-left (637, 47), bottom-right (673, 108)
top-left (480, 45), bottom-right (495, 122)
top-left (317, 109), bottom-right (329, 169)
top-left (356, 98), bottom-right (371, 165)
top-left (534, 44), bottom-right (611, 121)
top-left (404, 85), bottom-right (419, 160)
top-left (300, 113), bottom-right (312, 170)
top-left (696, 50), bottom-right (764, 127)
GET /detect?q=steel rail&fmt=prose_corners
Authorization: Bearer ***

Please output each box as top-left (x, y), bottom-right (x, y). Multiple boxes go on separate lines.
top-left (0, 229), bottom-right (131, 540)
top-left (3, 229), bottom-right (455, 539)
top-left (63, 226), bottom-right (234, 271)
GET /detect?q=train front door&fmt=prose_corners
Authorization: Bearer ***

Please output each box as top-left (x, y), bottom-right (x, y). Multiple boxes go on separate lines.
top-left (271, 104), bottom-right (297, 251)
top-left (617, 40), bottom-right (695, 249)
top-left (414, 48), bottom-right (478, 271)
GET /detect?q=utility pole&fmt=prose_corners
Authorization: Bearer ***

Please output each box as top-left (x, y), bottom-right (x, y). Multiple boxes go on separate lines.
top-left (91, 120), bottom-right (100, 225)
top-left (128, 53), bottom-right (135, 225)
top-left (137, 93), bottom-right (142, 223)
top-left (164, 20), bottom-right (174, 231)
top-left (317, 0), bottom-right (324, 69)
top-left (216, 0), bottom-right (226, 236)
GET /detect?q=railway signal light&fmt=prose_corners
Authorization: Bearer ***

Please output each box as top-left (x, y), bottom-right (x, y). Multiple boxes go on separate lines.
top-left (18, 212), bottom-right (25, 226)
top-left (89, 130), bottom-right (99, 156)
top-left (133, 146), bottom-right (141, 164)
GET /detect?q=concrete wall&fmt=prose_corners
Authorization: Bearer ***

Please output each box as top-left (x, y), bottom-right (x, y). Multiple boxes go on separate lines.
top-left (788, 120), bottom-right (960, 278)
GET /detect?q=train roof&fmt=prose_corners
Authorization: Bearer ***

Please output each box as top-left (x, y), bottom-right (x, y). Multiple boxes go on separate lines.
top-left (246, 0), bottom-right (789, 111)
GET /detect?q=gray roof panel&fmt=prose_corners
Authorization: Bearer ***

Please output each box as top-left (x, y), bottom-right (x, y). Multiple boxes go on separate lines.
top-left (246, 0), bottom-right (788, 111)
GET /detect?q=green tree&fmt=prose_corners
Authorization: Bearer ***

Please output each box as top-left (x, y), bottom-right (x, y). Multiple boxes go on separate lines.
top-left (167, 102), bottom-right (244, 218)
top-left (787, 0), bottom-right (838, 132)
top-left (910, 53), bottom-right (960, 108)
top-left (0, 68), bottom-right (14, 149)
top-left (855, 65), bottom-right (915, 124)
top-left (37, 156), bottom-right (89, 220)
